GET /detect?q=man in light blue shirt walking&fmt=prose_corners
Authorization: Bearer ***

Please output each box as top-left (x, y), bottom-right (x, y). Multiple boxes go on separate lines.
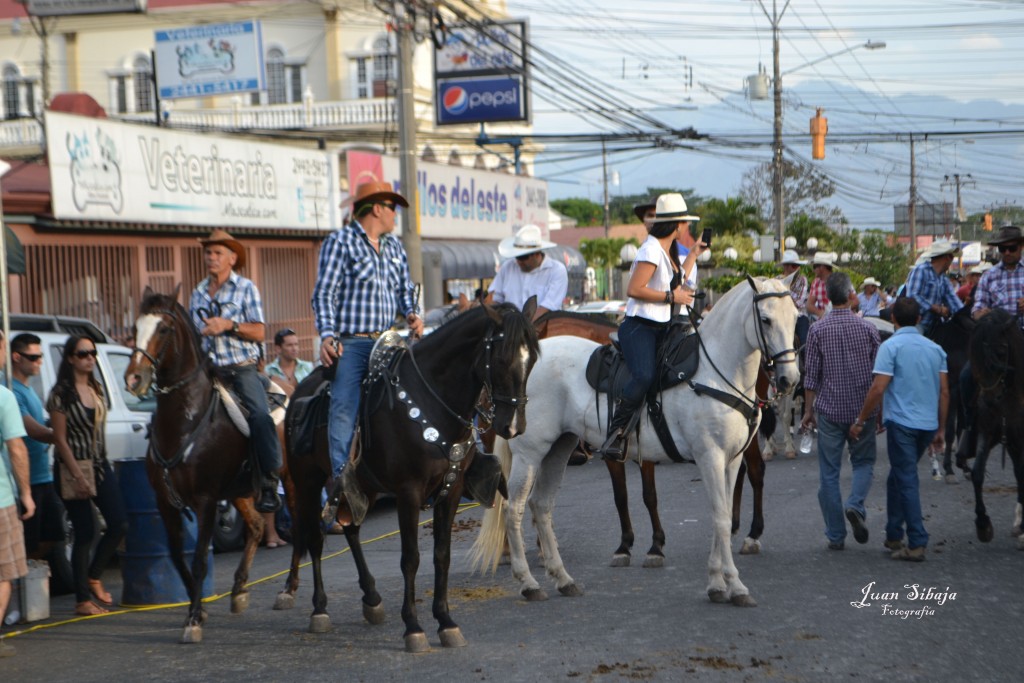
top-left (850, 297), bottom-right (948, 562)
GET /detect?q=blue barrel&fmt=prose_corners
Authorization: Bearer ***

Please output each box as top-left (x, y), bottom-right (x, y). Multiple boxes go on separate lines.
top-left (117, 459), bottom-right (215, 605)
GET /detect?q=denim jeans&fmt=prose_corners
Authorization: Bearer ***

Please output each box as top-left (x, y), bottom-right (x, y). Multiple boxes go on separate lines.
top-left (816, 413), bottom-right (877, 544)
top-left (884, 421), bottom-right (933, 549)
top-left (224, 364), bottom-right (282, 478)
top-left (328, 336), bottom-right (374, 475)
top-left (617, 316), bottom-right (669, 410)
top-left (63, 462), bottom-right (127, 603)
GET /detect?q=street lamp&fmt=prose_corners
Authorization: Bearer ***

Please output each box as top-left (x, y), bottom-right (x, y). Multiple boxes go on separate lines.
top-left (806, 237), bottom-right (819, 251)
top-left (724, 247), bottom-right (739, 260)
top-left (785, 236), bottom-right (797, 249)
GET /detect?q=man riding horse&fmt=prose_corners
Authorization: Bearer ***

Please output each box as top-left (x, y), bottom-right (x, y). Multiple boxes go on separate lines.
top-left (189, 229), bottom-right (281, 513)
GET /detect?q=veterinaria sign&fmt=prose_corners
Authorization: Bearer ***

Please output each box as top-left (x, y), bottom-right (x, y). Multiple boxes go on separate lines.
top-left (154, 20), bottom-right (265, 99)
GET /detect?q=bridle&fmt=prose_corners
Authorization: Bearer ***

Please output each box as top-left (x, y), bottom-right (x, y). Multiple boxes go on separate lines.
top-left (131, 307), bottom-right (202, 395)
top-left (477, 326), bottom-right (530, 422)
top-left (752, 289), bottom-right (799, 378)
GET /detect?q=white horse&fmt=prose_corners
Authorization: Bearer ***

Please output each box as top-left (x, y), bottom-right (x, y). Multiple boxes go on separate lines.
top-left (470, 276), bottom-right (799, 606)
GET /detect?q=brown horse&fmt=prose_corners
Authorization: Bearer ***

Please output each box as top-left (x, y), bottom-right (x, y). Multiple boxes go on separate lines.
top-left (124, 288), bottom-right (288, 644)
top-left (532, 310), bottom-right (773, 564)
top-left (277, 301), bottom-right (539, 652)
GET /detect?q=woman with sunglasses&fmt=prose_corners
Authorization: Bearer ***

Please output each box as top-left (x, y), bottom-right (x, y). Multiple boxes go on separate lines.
top-left (47, 335), bottom-right (127, 615)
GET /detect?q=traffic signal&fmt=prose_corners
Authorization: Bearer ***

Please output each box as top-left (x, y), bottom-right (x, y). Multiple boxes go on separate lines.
top-left (810, 108), bottom-right (828, 160)
top-left (984, 213), bottom-right (993, 231)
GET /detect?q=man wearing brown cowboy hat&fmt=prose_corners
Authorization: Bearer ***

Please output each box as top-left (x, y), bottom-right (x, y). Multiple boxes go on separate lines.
top-left (189, 229), bottom-right (282, 513)
top-left (313, 181), bottom-right (424, 526)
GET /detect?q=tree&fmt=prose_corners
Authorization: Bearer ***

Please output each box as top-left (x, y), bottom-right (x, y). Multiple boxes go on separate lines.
top-left (699, 197), bottom-right (764, 236)
top-left (739, 159), bottom-right (845, 227)
top-left (852, 231), bottom-right (909, 290)
top-left (578, 237), bottom-right (639, 271)
top-left (785, 213), bottom-right (834, 249)
top-left (550, 198), bottom-right (603, 226)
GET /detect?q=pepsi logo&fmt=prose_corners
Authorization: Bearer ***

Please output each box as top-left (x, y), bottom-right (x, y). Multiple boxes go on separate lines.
top-left (443, 86), bottom-right (469, 115)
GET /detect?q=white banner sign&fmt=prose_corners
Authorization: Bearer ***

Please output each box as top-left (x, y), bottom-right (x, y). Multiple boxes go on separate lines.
top-left (47, 112), bottom-right (338, 231)
top-left (434, 21), bottom-right (526, 75)
top-left (154, 21), bottom-right (265, 99)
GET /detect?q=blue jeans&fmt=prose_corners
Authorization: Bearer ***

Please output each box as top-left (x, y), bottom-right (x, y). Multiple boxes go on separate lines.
top-left (328, 336), bottom-right (374, 475)
top-left (617, 316), bottom-right (669, 410)
top-left (63, 462), bottom-right (127, 603)
top-left (884, 421), bottom-right (933, 549)
top-left (223, 364), bottom-right (281, 478)
top-left (816, 413), bottom-right (877, 544)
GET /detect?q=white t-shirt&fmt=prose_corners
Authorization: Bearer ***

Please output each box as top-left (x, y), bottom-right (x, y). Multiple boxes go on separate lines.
top-left (489, 252), bottom-right (569, 312)
top-left (625, 235), bottom-right (692, 323)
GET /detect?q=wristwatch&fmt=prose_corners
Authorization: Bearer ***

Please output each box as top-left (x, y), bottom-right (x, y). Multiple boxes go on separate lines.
top-left (232, 321), bottom-right (240, 335)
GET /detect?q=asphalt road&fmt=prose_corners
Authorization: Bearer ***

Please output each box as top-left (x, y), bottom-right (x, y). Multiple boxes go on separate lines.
top-left (3, 433), bottom-right (1022, 683)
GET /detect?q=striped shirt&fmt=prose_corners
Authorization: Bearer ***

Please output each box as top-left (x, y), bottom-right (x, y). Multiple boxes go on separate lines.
top-left (904, 261), bottom-right (963, 330)
top-left (311, 221), bottom-right (417, 338)
top-left (190, 271), bottom-right (265, 367)
top-left (803, 307), bottom-right (881, 424)
top-left (807, 276), bottom-right (828, 320)
top-left (779, 272), bottom-right (808, 314)
top-left (46, 385), bottom-right (108, 485)
top-left (972, 261), bottom-right (1024, 328)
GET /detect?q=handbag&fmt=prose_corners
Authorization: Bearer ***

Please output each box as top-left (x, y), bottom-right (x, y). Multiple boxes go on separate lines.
top-left (59, 458), bottom-right (97, 501)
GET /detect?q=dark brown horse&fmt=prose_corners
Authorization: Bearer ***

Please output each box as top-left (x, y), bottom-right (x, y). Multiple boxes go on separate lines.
top-left (278, 301), bottom-right (539, 652)
top-left (124, 288), bottom-right (288, 644)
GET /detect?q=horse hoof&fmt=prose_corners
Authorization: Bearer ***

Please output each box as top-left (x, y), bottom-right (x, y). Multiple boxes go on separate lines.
top-left (362, 601), bottom-right (386, 625)
top-left (522, 587), bottom-right (548, 602)
top-left (309, 613), bottom-right (331, 633)
top-left (180, 625), bottom-right (202, 644)
top-left (642, 554), bottom-right (665, 568)
top-left (230, 592), bottom-right (249, 614)
top-left (977, 523), bottom-right (994, 543)
top-left (708, 590), bottom-right (729, 604)
top-left (609, 553), bottom-right (630, 567)
top-left (558, 582), bottom-right (584, 597)
top-left (739, 539), bottom-right (761, 555)
top-left (731, 594), bottom-right (758, 607)
top-left (404, 632), bottom-right (430, 653)
top-left (439, 627), bottom-right (467, 648)
top-left (944, 474), bottom-right (960, 485)
top-left (273, 592), bottom-right (295, 611)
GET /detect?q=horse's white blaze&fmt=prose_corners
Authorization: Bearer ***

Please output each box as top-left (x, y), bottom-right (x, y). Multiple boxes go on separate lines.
top-left (506, 344), bottom-right (531, 436)
top-left (133, 313), bottom-right (163, 358)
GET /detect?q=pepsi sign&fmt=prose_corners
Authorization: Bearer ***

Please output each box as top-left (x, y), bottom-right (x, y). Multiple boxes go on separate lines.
top-left (436, 76), bottom-right (528, 126)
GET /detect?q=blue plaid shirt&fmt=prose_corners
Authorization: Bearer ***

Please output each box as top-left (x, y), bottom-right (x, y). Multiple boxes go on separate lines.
top-left (311, 221), bottom-right (417, 338)
top-left (904, 261), bottom-right (963, 329)
top-left (972, 261), bottom-right (1024, 328)
top-left (190, 271), bottom-right (265, 367)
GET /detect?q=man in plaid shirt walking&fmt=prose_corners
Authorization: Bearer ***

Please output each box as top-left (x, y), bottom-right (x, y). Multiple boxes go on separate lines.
top-left (801, 272), bottom-right (881, 550)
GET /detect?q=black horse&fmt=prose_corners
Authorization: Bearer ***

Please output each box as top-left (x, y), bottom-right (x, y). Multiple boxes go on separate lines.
top-left (966, 309), bottom-right (1024, 547)
top-left (929, 306), bottom-right (975, 480)
top-left (278, 301), bottom-right (539, 652)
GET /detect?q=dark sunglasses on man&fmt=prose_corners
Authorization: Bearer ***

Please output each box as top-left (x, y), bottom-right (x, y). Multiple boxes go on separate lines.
top-left (997, 243), bottom-right (1021, 253)
top-left (16, 352), bottom-right (43, 362)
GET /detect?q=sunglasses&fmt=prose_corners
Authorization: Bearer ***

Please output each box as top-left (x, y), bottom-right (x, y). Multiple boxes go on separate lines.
top-left (17, 352), bottom-right (43, 362)
top-left (515, 253), bottom-right (535, 262)
top-left (378, 202), bottom-right (397, 212)
top-left (997, 244), bottom-right (1021, 253)
top-left (73, 349), bottom-right (98, 359)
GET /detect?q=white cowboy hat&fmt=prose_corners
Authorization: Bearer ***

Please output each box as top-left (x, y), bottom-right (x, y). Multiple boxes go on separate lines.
top-left (498, 224), bottom-right (557, 259)
top-left (780, 249), bottom-right (806, 266)
top-left (811, 252), bottom-right (835, 267)
top-left (861, 277), bottom-right (881, 288)
top-left (922, 239), bottom-right (961, 260)
top-left (650, 193), bottom-right (700, 224)
top-left (968, 262), bottom-right (992, 275)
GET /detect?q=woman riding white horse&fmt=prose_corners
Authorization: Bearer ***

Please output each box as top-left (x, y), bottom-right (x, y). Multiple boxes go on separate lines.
top-left (471, 275), bottom-right (799, 607)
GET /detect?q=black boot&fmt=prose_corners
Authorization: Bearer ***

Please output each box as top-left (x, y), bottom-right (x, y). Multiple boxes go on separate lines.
top-left (463, 452), bottom-right (506, 507)
top-left (596, 401), bottom-right (642, 463)
top-left (255, 474), bottom-right (282, 513)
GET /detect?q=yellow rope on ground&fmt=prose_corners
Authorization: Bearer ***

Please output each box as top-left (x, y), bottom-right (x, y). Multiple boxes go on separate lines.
top-left (2, 502), bottom-right (480, 640)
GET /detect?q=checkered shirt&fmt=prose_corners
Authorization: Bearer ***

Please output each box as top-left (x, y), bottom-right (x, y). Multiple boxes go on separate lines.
top-left (972, 261), bottom-right (1024, 328)
top-left (904, 261), bottom-right (963, 329)
top-left (807, 276), bottom-right (827, 319)
top-left (779, 272), bottom-right (808, 314)
top-left (803, 307), bottom-right (881, 424)
top-left (312, 221), bottom-right (417, 339)
top-left (190, 272), bottom-right (265, 367)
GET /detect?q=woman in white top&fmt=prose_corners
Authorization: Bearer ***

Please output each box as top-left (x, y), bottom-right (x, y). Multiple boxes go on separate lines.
top-left (597, 193), bottom-right (707, 461)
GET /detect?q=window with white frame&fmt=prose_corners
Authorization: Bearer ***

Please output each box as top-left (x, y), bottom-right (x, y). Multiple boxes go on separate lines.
top-left (2, 63), bottom-right (37, 120)
top-left (251, 46), bottom-right (305, 105)
top-left (107, 54), bottom-right (155, 115)
top-left (349, 34), bottom-right (396, 99)
top-left (133, 55), bottom-right (154, 113)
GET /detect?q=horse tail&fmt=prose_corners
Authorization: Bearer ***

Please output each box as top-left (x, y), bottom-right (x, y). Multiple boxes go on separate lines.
top-left (468, 436), bottom-right (511, 575)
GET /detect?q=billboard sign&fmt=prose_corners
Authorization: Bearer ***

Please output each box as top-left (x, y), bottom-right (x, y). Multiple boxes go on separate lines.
top-left (25, 0), bottom-right (146, 17)
top-left (435, 21), bottom-right (525, 75)
top-left (436, 75), bottom-right (526, 125)
top-left (47, 112), bottom-right (338, 231)
top-left (154, 21), bottom-right (265, 100)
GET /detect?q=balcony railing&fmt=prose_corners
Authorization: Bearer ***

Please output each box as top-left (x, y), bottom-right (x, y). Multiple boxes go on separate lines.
top-left (0, 97), bottom-right (397, 152)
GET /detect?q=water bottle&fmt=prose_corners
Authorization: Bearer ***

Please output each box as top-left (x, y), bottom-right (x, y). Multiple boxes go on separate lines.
top-left (930, 447), bottom-right (942, 481)
top-left (798, 427), bottom-right (815, 455)
top-left (3, 608), bottom-right (19, 626)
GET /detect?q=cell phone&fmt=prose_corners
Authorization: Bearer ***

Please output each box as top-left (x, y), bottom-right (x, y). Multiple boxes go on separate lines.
top-left (701, 228), bottom-right (713, 247)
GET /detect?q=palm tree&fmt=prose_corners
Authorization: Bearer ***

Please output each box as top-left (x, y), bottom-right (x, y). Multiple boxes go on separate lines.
top-left (698, 197), bottom-right (764, 236)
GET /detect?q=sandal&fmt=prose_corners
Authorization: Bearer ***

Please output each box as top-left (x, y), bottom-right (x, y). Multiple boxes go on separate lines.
top-left (75, 600), bottom-right (109, 616)
top-left (88, 579), bottom-right (113, 606)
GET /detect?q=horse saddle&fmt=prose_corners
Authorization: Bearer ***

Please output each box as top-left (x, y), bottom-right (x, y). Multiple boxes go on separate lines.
top-left (210, 372), bottom-right (288, 438)
top-left (285, 375), bottom-right (331, 459)
top-left (585, 322), bottom-right (700, 463)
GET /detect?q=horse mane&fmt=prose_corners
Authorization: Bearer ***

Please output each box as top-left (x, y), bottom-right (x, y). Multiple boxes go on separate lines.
top-left (534, 309), bottom-right (619, 330)
top-left (970, 308), bottom-right (1024, 398)
top-left (417, 302), bottom-right (540, 359)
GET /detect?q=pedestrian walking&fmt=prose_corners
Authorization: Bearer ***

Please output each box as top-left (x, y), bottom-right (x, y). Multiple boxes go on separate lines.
top-left (850, 297), bottom-right (948, 561)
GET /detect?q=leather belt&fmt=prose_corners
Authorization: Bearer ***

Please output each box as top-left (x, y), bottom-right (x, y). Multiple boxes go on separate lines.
top-left (346, 331), bottom-right (386, 340)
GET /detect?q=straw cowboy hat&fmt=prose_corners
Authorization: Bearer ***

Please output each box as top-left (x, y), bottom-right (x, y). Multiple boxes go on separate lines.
top-left (811, 252), bottom-right (835, 267)
top-left (632, 199), bottom-right (656, 221)
top-left (498, 224), bottom-right (557, 260)
top-left (199, 229), bottom-right (246, 269)
top-left (341, 180), bottom-right (409, 209)
top-left (780, 249), bottom-right (807, 266)
top-left (922, 239), bottom-right (961, 259)
top-left (986, 225), bottom-right (1023, 246)
top-left (861, 277), bottom-right (881, 288)
top-left (650, 193), bottom-right (701, 224)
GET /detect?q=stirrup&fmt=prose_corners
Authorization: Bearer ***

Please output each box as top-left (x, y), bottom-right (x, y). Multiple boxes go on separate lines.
top-left (340, 464), bottom-right (369, 526)
top-left (596, 429), bottom-right (628, 463)
top-left (321, 476), bottom-right (344, 525)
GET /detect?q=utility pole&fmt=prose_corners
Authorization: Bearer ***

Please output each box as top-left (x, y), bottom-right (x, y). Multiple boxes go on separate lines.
top-left (601, 138), bottom-right (612, 298)
top-left (753, 0), bottom-right (789, 262)
top-left (392, 1), bottom-right (423, 292)
top-left (942, 172), bottom-right (975, 270)
top-left (908, 135), bottom-right (916, 262)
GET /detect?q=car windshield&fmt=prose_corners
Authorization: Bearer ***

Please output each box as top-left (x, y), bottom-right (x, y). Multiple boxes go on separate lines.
top-left (105, 351), bottom-right (156, 413)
